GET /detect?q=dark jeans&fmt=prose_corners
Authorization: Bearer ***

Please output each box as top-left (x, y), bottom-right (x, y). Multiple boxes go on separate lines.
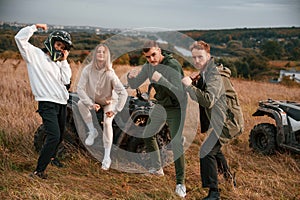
top-left (36, 101), bottom-right (67, 172)
top-left (216, 150), bottom-right (229, 175)
top-left (200, 134), bottom-right (225, 189)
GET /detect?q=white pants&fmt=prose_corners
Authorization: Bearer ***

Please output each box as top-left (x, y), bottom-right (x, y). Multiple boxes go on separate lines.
top-left (78, 100), bottom-right (116, 149)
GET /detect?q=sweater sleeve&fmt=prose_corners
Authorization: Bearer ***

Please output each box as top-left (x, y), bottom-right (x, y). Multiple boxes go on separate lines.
top-left (127, 65), bottom-right (149, 89)
top-left (111, 72), bottom-right (128, 114)
top-left (59, 60), bottom-right (72, 85)
top-left (77, 66), bottom-right (94, 107)
top-left (14, 25), bottom-right (38, 63)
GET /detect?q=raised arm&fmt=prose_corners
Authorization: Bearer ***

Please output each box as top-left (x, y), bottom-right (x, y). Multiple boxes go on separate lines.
top-left (14, 24), bottom-right (45, 63)
top-left (127, 65), bottom-right (148, 89)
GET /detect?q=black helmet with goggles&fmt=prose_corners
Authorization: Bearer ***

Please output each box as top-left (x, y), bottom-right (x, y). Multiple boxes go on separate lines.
top-left (44, 30), bottom-right (73, 61)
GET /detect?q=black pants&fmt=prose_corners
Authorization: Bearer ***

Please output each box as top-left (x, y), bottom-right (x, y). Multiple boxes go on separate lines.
top-left (36, 101), bottom-right (67, 172)
top-left (200, 134), bottom-right (226, 189)
top-left (216, 150), bottom-right (229, 175)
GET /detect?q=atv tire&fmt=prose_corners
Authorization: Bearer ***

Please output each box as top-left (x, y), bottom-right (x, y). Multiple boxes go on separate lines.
top-left (126, 125), bottom-right (171, 168)
top-left (249, 123), bottom-right (276, 155)
top-left (126, 137), bottom-right (150, 168)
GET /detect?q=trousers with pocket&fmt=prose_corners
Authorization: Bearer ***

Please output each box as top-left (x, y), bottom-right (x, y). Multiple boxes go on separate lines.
top-left (144, 105), bottom-right (186, 184)
top-left (36, 101), bottom-right (67, 172)
top-left (200, 133), bottom-right (225, 189)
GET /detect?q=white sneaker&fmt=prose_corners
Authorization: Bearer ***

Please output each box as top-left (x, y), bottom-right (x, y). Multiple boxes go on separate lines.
top-left (148, 167), bottom-right (164, 176)
top-left (85, 128), bottom-right (98, 146)
top-left (101, 158), bottom-right (112, 170)
top-left (175, 184), bottom-right (186, 198)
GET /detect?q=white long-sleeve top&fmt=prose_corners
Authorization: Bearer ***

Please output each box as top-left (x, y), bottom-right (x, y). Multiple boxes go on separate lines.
top-left (14, 25), bottom-right (71, 105)
top-left (77, 64), bottom-right (128, 114)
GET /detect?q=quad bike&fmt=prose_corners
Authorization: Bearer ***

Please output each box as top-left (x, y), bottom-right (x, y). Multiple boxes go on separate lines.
top-left (249, 99), bottom-right (300, 155)
top-left (33, 84), bottom-right (171, 167)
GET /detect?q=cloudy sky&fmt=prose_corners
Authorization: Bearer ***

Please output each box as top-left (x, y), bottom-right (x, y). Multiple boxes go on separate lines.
top-left (1, 0), bottom-right (299, 30)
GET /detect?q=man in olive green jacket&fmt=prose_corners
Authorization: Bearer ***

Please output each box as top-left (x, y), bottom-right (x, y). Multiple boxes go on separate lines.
top-left (182, 40), bottom-right (229, 200)
top-left (127, 40), bottom-right (187, 198)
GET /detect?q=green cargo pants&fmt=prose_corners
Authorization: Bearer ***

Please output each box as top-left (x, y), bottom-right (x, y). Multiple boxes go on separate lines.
top-left (143, 104), bottom-right (186, 184)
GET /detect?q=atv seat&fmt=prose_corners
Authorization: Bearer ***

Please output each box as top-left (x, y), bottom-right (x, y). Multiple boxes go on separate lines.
top-left (278, 103), bottom-right (300, 121)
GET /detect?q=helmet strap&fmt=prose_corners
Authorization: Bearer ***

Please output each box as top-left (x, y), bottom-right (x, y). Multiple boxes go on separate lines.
top-left (51, 49), bottom-right (63, 62)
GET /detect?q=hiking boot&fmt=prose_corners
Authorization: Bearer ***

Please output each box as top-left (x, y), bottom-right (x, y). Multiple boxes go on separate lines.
top-left (29, 171), bottom-right (48, 179)
top-left (85, 128), bottom-right (98, 146)
top-left (202, 190), bottom-right (220, 200)
top-left (175, 184), bottom-right (186, 198)
top-left (50, 157), bottom-right (64, 168)
top-left (148, 167), bottom-right (164, 176)
top-left (101, 158), bottom-right (112, 170)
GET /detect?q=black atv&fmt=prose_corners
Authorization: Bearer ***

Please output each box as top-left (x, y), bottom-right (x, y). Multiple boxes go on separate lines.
top-left (33, 85), bottom-right (172, 168)
top-left (249, 99), bottom-right (300, 155)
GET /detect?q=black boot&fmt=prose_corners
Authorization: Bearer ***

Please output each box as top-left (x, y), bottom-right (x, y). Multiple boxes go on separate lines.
top-left (203, 189), bottom-right (220, 200)
top-left (50, 157), bottom-right (64, 168)
top-left (29, 171), bottom-right (48, 179)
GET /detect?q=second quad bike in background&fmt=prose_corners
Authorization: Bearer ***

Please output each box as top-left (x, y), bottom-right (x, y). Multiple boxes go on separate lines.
top-left (249, 99), bottom-right (300, 155)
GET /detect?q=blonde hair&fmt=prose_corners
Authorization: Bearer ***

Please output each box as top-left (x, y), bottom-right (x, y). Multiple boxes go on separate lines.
top-left (189, 40), bottom-right (210, 53)
top-left (92, 43), bottom-right (113, 71)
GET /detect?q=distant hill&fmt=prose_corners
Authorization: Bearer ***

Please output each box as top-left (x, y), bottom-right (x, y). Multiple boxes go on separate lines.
top-left (1, 22), bottom-right (299, 82)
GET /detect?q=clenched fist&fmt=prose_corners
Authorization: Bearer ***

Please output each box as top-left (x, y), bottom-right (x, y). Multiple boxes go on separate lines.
top-left (151, 71), bottom-right (162, 82)
top-left (181, 76), bottom-right (192, 87)
top-left (128, 69), bottom-right (139, 79)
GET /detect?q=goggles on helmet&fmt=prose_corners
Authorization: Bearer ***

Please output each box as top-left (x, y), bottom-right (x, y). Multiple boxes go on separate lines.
top-left (44, 30), bottom-right (73, 61)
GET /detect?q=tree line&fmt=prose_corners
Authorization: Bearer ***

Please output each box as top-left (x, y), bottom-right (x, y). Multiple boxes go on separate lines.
top-left (1, 24), bottom-right (299, 80)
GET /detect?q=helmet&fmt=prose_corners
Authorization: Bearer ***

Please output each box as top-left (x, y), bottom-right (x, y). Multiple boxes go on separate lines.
top-left (44, 30), bottom-right (73, 61)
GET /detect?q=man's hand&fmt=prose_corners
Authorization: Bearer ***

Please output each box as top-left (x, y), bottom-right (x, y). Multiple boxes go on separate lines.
top-left (128, 69), bottom-right (139, 79)
top-left (151, 71), bottom-right (162, 82)
top-left (181, 76), bottom-right (192, 87)
top-left (190, 72), bottom-right (200, 81)
top-left (35, 24), bottom-right (48, 31)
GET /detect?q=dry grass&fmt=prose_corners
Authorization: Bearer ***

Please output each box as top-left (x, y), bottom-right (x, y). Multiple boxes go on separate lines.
top-left (268, 60), bottom-right (300, 69)
top-left (1, 59), bottom-right (300, 200)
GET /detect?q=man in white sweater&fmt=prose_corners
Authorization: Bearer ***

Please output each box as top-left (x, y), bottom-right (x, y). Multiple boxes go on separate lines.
top-left (15, 24), bottom-right (73, 179)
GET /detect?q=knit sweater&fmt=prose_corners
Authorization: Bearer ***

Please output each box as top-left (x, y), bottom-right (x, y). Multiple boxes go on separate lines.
top-left (14, 25), bottom-right (71, 105)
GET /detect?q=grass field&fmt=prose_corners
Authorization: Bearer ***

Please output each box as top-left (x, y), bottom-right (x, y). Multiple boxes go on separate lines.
top-left (0, 59), bottom-right (300, 200)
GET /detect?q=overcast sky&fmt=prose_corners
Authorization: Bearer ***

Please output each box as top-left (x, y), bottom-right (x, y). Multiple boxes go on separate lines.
top-left (1, 0), bottom-right (299, 30)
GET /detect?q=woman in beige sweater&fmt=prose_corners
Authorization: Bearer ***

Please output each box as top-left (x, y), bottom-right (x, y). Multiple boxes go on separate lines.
top-left (77, 43), bottom-right (128, 170)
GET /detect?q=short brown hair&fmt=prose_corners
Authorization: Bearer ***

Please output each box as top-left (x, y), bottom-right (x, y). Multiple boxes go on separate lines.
top-left (142, 40), bottom-right (159, 53)
top-left (189, 40), bottom-right (210, 53)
